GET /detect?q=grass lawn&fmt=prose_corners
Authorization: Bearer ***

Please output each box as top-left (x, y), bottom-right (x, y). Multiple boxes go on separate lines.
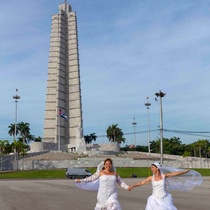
top-left (0, 168), bottom-right (209, 179)
top-left (0, 169), bottom-right (66, 179)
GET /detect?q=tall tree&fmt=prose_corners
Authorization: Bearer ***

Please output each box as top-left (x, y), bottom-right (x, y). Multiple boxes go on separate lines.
top-left (17, 122), bottom-right (31, 144)
top-left (0, 140), bottom-right (9, 171)
top-left (8, 123), bottom-right (18, 140)
top-left (11, 140), bottom-right (25, 170)
top-left (34, 136), bottom-right (42, 142)
top-left (106, 124), bottom-right (125, 144)
top-left (84, 133), bottom-right (97, 144)
top-left (150, 139), bottom-right (160, 153)
top-left (11, 140), bottom-right (25, 156)
top-left (150, 137), bottom-right (184, 155)
top-left (206, 147), bottom-right (210, 158)
top-left (195, 139), bottom-right (209, 158)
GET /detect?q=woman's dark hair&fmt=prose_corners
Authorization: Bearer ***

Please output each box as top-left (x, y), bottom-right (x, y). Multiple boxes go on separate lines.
top-left (102, 158), bottom-right (113, 171)
top-left (104, 158), bottom-right (113, 165)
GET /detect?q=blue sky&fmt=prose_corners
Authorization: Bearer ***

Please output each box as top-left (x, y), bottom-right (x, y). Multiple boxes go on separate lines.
top-left (1, 0), bottom-right (210, 147)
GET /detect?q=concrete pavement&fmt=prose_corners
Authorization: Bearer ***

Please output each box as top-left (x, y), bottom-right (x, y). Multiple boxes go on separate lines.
top-left (0, 177), bottom-right (209, 210)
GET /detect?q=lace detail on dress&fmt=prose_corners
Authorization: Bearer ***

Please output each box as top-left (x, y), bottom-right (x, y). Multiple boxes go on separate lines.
top-left (116, 175), bottom-right (129, 190)
top-left (75, 172), bottom-right (129, 209)
top-left (81, 172), bottom-right (100, 183)
top-left (95, 175), bottom-right (122, 210)
top-left (75, 172), bottom-right (100, 191)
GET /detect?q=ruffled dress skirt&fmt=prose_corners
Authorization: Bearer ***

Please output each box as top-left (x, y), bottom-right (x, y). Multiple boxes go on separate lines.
top-left (145, 193), bottom-right (177, 210)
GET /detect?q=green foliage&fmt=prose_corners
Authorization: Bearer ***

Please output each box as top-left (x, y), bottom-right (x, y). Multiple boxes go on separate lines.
top-left (121, 137), bottom-right (210, 158)
top-left (121, 145), bottom-right (148, 152)
top-left (106, 124), bottom-right (125, 144)
top-left (34, 136), bottom-right (42, 142)
top-left (182, 151), bottom-right (191, 157)
top-left (150, 137), bottom-right (185, 155)
top-left (186, 140), bottom-right (210, 158)
top-left (84, 133), bottom-right (97, 144)
top-left (8, 122), bottom-right (40, 145)
top-left (11, 140), bottom-right (28, 155)
top-left (17, 122), bottom-right (31, 143)
top-left (0, 140), bottom-right (9, 155)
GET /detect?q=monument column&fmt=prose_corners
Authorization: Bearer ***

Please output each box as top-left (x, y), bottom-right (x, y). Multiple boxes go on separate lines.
top-left (43, 1), bottom-right (84, 152)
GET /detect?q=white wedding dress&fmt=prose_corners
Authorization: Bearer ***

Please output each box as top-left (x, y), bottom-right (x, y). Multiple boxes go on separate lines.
top-left (145, 174), bottom-right (177, 210)
top-left (75, 172), bottom-right (129, 210)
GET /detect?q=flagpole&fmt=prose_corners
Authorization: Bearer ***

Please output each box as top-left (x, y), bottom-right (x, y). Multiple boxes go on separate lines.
top-left (58, 111), bottom-right (61, 151)
top-left (58, 109), bottom-right (67, 151)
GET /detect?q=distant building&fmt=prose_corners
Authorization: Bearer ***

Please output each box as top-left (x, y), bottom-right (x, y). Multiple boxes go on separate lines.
top-left (129, 145), bottom-right (135, 149)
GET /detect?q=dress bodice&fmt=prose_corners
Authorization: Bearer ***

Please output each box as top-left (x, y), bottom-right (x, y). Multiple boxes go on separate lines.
top-left (152, 175), bottom-right (167, 199)
top-left (98, 175), bottom-right (117, 201)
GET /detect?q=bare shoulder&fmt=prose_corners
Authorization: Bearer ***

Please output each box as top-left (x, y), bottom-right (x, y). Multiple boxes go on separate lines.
top-left (143, 176), bottom-right (152, 182)
top-left (99, 171), bottom-right (104, 176)
top-left (141, 176), bottom-right (152, 185)
top-left (162, 173), bottom-right (167, 178)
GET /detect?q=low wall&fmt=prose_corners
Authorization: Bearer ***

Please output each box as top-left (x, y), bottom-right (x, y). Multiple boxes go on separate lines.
top-left (3, 151), bottom-right (210, 171)
top-left (30, 142), bottom-right (43, 152)
top-left (17, 155), bottom-right (210, 170)
top-left (30, 142), bottom-right (120, 153)
top-left (86, 143), bottom-right (120, 152)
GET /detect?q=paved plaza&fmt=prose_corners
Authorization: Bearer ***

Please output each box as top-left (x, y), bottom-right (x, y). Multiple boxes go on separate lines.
top-left (0, 177), bottom-right (209, 210)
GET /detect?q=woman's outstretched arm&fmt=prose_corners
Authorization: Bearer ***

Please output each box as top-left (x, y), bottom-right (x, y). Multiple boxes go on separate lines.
top-left (116, 174), bottom-right (130, 190)
top-left (75, 171), bottom-right (100, 183)
top-left (128, 176), bottom-right (152, 191)
top-left (165, 169), bottom-right (190, 178)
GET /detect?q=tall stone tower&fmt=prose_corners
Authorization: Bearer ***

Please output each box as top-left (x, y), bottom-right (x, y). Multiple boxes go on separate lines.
top-left (43, 1), bottom-right (84, 152)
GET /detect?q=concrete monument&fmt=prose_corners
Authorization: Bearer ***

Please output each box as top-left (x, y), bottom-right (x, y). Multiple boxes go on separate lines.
top-left (42, 1), bottom-right (85, 152)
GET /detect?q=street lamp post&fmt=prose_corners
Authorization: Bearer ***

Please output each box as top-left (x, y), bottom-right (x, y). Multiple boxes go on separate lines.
top-left (145, 97), bottom-right (151, 154)
top-left (13, 89), bottom-right (20, 170)
top-left (13, 89), bottom-right (20, 141)
top-left (155, 90), bottom-right (166, 165)
top-left (132, 118), bottom-right (137, 147)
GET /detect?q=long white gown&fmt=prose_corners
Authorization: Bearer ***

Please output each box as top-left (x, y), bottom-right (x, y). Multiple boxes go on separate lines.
top-left (145, 174), bottom-right (177, 210)
top-left (75, 172), bottom-right (129, 210)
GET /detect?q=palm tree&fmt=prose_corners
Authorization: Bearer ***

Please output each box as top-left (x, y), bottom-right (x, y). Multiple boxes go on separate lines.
top-left (20, 134), bottom-right (34, 144)
top-left (195, 139), bottom-right (208, 158)
top-left (17, 122), bottom-right (31, 144)
top-left (84, 133), bottom-right (97, 144)
top-left (106, 124), bottom-right (118, 142)
top-left (106, 124), bottom-right (125, 144)
top-left (8, 123), bottom-right (19, 140)
top-left (0, 140), bottom-right (9, 171)
top-left (12, 140), bottom-right (25, 170)
top-left (19, 147), bottom-right (28, 170)
top-left (34, 136), bottom-right (42, 142)
top-left (207, 147), bottom-right (210, 158)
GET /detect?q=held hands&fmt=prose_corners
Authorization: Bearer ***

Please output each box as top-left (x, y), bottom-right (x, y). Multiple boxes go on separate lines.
top-left (75, 179), bottom-right (81, 183)
top-left (128, 186), bottom-right (134, 191)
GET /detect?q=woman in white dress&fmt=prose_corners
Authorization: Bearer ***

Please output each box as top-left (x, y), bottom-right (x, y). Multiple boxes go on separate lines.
top-left (129, 162), bottom-right (203, 210)
top-left (75, 158), bottom-right (130, 210)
